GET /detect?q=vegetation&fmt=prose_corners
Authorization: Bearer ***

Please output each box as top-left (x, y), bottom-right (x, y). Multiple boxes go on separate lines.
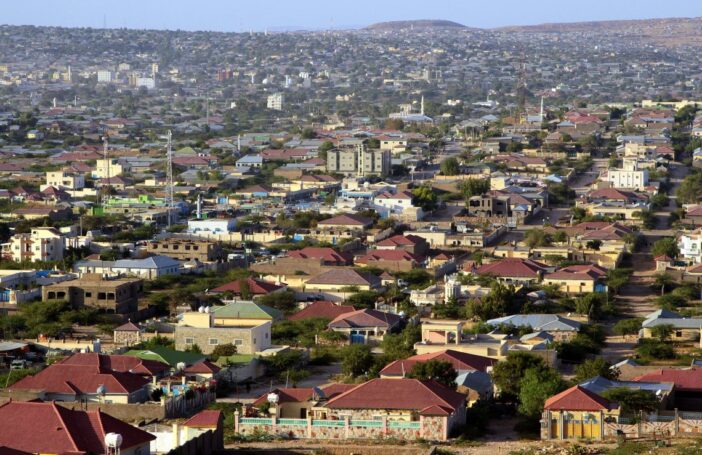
top-left (408, 359), bottom-right (457, 388)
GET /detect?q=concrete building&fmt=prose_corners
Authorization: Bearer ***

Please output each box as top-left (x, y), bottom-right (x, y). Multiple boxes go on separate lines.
top-left (44, 171), bottom-right (85, 191)
top-left (1, 227), bottom-right (65, 263)
top-left (267, 93), bottom-right (284, 111)
top-left (42, 274), bottom-right (143, 314)
top-left (606, 158), bottom-right (649, 190)
top-left (147, 238), bottom-right (225, 262)
top-left (326, 145), bottom-right (391, 177)
top-left (175, 308), bottom-right (271, 355)
top-left (186, 218), bottom-right (236, 235)
top-left (96, 70), bottom-right (114, 83)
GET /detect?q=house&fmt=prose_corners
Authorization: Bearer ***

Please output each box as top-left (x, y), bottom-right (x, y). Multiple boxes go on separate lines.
top-left (633, 368), bottom-right (702, 411)
top-left (372, 190), bottom-right (423, 221)
top-left (43, 274), bottom-right (143, 314)
top-left (44, 171), bottom-right (85, 191)
top-left (287, 247), bottom-right (353, 266)
top-left (542, 264), bottom-right (608, 295)
top-left (211, 300), bottom-right (284, 324)
top-left (0, 401), bottom-right (155, 455)
top-left (288, 301), bottom-right (356, 321)
top-left (317, 213), bottom-right (374, 231)
top-left (74, 255), bottom-right (181, 280)
top-left (541, 385), bottom-right (620, 440)
top-left (319, 378), bottom-right (468, 440)
top-left (640, 309), bottom-right (702, 344)
top-left (380, 349), bottom-right (496, 378)
top-left (251, 384), bottom-right (357, 419)
top-left (376, 234), bottom-right (430, 256)
top-left (679, 229), bottom-right (702, 264)
top-left (147, 238), bottom-right (225, 262)
top-left (210, 277), bottom-right (286, 298)
top-left (183, 359), bottom-right (222, 382)
top-left (355, 249), bottom-right (422, 272)
top-left (235, 154), bottom-right (263, 169)
top-left (187, 218), bottom-right (236, 235)
top-left (2, 227), bottom-right (65, 262)
top-left (487, 314), bottom-right (581, 341)
top-left (327, 308), bottom-right (402, 344)
top-left (113, 320), bottom-right (143, 346)
top-left (175, 307), bottom-right (272, 355)
top-left (9, 353), bottom-right (151, 403)
top-left (475, 258), bottom-right (548, 285)
top-left (304, 268), bottom-right (382, 301)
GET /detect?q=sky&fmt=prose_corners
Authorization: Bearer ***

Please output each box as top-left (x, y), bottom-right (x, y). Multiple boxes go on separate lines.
top-left (1, 0), bottom-right (701, 31)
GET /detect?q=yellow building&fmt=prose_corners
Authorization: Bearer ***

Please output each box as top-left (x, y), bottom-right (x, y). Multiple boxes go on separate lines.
top-left (541, 385), bottom-right (620, 440)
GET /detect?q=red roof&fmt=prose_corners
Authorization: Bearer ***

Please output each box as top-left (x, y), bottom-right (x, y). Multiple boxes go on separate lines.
top-left (288, 301), bottom-right (356, 321)
top-left (211, 277), bottom-right (284, 295)
top-left (380, 350), bottom-right (496, 377)
top-left (60, 352), bottom-right (169, 376)
top-left (318, 213), bottom-right (373, 227)
top-left (0, 401), bottom-right (155, 454)
top-left (183, 360), bottom-right (221, 374)
top-left (325, 378), bottom-right (465, 413)
top-left (377, 234), bottom-right (426, 248)
top-left (114, 320), bottom-right (141, 332)
top-left (545, 264), bottom-right (608, 281)
top-left (287, 247), bottom-right (352, 265)
top-left (355, 249), bottom-right (421, 264)
top-left (476, 258), bottom-right (547, 278)
top-left (634, 368), bottom-right (702, 392)
top-left (183, 410), bottom-right (223, 428)
top-left (10, 353), bottom-right (152, 395)
top-left (544, 385), bottom-right (617, 411)
top-left (328, 308), bottom-right (402, 330)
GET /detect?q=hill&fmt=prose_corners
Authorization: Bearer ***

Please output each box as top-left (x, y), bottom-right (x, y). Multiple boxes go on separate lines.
top-left (495, 16), bottom-right (702, 47)
top-left (365, 20), bottom-right (467, 31)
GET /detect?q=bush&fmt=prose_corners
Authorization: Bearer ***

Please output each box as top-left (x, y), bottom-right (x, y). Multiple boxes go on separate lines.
top-left (613, 318), bottom-right (643, 336)
top-left (637, 340), bottom-right (675, 360)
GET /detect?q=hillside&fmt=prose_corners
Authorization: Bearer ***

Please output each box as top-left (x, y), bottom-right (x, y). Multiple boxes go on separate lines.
top-left (495, 16), bottom-right (702, 47)
top-left (365, 20), bottom-right (467, 31)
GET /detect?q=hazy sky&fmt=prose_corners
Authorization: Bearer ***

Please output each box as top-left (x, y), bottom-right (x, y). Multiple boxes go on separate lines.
top-left (2, 0), bottom-right (700, 31)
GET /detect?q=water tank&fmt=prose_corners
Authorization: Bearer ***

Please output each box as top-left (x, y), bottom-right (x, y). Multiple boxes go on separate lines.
top-left (176, 362), bottom-right (186, 371)
top-left (267, 393), bottom-right (279, 404)
top-left (104, 433), bottom-right (123, 448)
top-left (198, 306), bottom-right (205, 313)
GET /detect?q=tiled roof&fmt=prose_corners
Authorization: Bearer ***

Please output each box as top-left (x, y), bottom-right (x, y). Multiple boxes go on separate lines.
top-left (305, 268), bottom-right (380, 287)
top-left (376, 234), bottom-right (425, 248)
top-left (211, 300), bottom-right (283, 320)
top-left (356, 250), bottom-right (420, 264)
top-left (183, 360), bottom-right (221, 374)
top-left (328, 308), bottom-right (402, 329)
top-left (10, 353), bottom-right (152, 394)
top-left (544, 385), bottom-right (617, 411)
top-left (0, 401), bottom-right (155, 454)
top-left (380, 350), bottom-right (496, 377)
top-left (211, 277), bottom-right (284, 295)
top-left (476, 258), bottom-right (547, 278)
top-left (318, 213), bottom-right (373, 227)
top-left (287, 247), bottom-right (352, 264)
top-left (183, 410), bottom-right (223, 428)
top-left (114, 320), bottom-right (141, 332)
top-left (288, 301), bottom-right (356, 321)
top-left (325, 378), bottom-right (465, 412)
top-left (545, 264), bottom-right (608, 281)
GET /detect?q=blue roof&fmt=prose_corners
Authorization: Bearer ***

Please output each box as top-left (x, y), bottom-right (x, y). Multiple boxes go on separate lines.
top-left (487, 314), bottom-right (581, 332)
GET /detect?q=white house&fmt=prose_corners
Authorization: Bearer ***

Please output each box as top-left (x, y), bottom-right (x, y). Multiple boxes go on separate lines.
top-left (75, 255), bottom-right (181, 280)
top-left (679, 230), bottom-right (702, 264)
top-left (372, 190), bottom-right (423, 221)
top-left (1, 227), bottom-right (65, 263)
top-left (605, 158), bottom-right (649, 191)
top-left (187, 218), bottom-right (237, 234)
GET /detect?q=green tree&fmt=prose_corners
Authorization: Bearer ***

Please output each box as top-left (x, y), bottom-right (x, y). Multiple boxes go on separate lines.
top-left (524, 229), bottom-right (552, 248)
top-left (409, 360), bottom-right (457, 388)
top-left (613, 318), bottom-right (644, 336)
top-left (411, 185), bottom-right (438, 211)
top-left (341, 344), bottom-right (374, 377)
top-left (677, 173), bottom-right (702, 205)
top-left (552, 230), bottom-right (569, 244)
top-left (457, 179), bottom-right (489, 198)
top-left (210, 343), bottom-right (237, 361)
top-left (381, 324), bottom-right (420, 361)
top-left (518, 367), bottom-right (566, 420)
top-left (601, 388), bottom-right (660, 417)
top-left (257, 290), bottom-right (298, 314)
top-left (650, 324), bottom-right (674, 342)
top-left (574, 358), bottom-right (619, 382)
top-left (440, 157), bottom-right (460, 176)
top-left (586, 240), bottom-right (602, 251)
top-left (492, 352), bottom-right (546, 400)
top-left (652, 238), bottom-right (679, 259)
top-left (653, 273), bottom-right (676, 296)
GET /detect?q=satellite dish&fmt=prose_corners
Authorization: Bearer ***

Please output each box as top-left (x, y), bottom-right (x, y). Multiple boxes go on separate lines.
top-left (204, 306), bottom-right (211, 314)
top-left (198, 306), bottom-right (205, 313)
top-left (96, 384), bottom-right (106, 395)
top-left (176, 362), bottom-right (186, 371)
top-left (267, 393), bottom-right (279, 404)
top-left (312, 386), bottom-right (327, 400)
top-left (105, 433), bottom-right (123, 448)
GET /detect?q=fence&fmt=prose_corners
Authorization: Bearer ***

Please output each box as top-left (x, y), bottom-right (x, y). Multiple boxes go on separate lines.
top-left (605, 410), bottom-right (702, 439)
top-left (234, 412), bottom-right (443, 441)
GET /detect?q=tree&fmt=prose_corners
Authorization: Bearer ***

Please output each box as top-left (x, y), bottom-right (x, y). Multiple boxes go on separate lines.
top-left (457, 179), bottom-right (489, 198)
top-left (381, 324), bottom-right (420, 361)
top-left (346, 290), bottom-right (379, 309)
top-left (408, 360), bottom-right (457, 388)
top-left (440, 157), bottom-right (460, 176)
top-left (652, 238), bottom-right (679, 259)
top-left (613, 318), bottom-right (644, 336)
top-left (524, 229), bottom-right (552, 248)
top-left (518, 367), bottom-right (566, 420)
top-left (653, 273), bottom-right (676, 296)
top-left (607, 269), bottom-right (632, 296)
top-left (411, 185), bottom-right (438, 211)
top-left (650, 324), bottom-right (674, 342)
top-left (185, 344), bottom-right (202, 354)
top-left (575, 292), bottom-right (608, 319)
top-left (574, 358), bottom-right (619, 382)
top-left (492, 352), bottom-right (546, 400)
top-left (341, 344), bottom-right (374, 377)
top-left (677, 173), bottom-right (702, 204)
top-left (552, 230), bottom-right (569, 244)
top-left (258, 290), bottom-right (298, 314)
top-left (586, 240), bottom-right (602, 251)
top-left (601, 388), bottom-right (660, 417)
top-left (210, 343), bottom-right (237, 361)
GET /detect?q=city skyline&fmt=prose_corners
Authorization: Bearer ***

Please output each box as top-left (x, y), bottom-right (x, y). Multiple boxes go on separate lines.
top-left (1, 0), bottom-right (701, 32)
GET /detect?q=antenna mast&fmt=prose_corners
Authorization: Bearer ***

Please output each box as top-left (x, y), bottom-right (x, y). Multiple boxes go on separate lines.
top-left (166, 130), bottom-right (174, 227)
top-left (102, 136), bottom-right (110, 207)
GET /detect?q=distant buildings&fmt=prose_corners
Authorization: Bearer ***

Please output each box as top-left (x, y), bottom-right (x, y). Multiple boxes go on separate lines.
top-left (267, 93), bottom-right (284, 111)
top-left (326, 144), bottom-right (391, 177)
top-left (2, 227), bottom-right (65, 262)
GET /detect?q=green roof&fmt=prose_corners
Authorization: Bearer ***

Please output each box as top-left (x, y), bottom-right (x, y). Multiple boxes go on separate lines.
top-left (125, 346), bottom-right (205, 367)
top-left (212, 301), bottom-right (282, 320)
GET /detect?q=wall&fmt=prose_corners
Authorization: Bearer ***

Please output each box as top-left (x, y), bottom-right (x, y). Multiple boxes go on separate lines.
top-left (234, 412), bottom-right (447, 441)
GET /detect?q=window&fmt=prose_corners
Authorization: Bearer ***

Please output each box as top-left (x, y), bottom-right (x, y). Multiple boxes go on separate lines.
top-left (676, 331), bottom-right (683, 338)
top-left (233, 339), bottom-right (243, 346)
top-left (85, 292), bottom-right (92, 298)
top-left (185, 337), bottom-right (194, 345)
top-left (208, 338), bottom-right (219, 346)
